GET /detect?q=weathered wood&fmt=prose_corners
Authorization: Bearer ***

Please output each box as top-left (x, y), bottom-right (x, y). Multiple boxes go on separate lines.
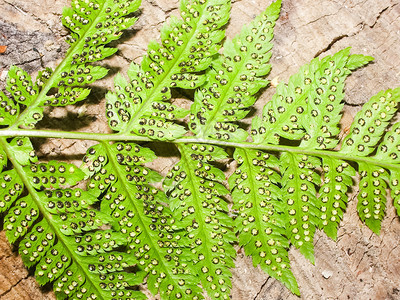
top-left (0, 0), bottom-right (399, 299)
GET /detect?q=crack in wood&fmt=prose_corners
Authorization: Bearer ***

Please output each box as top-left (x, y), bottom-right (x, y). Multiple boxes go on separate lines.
top-left (313, 34), bottom-right (349, 58)
top-left (4, 0), bottom-right (57, 34)
top-left (253, 276), bottom-right (271, 300)
top-left (312, 2), bottom-right (397, 60)
top-left (0, 271), bottom-right (30, 297)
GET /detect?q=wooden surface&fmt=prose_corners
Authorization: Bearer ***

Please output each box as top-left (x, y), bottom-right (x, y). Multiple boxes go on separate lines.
top-left (1, 0), bottom-right (400, 299)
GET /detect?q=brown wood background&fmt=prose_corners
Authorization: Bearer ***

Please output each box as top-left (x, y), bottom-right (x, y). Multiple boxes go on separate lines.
top-left (0, 0), bottom-right (400, 299)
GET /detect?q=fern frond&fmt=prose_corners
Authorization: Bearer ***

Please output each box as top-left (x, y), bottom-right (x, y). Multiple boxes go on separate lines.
top-left (0, 137), bottom-right (142, 299)
top-left (164, 144), bottom-right (236, 300)
top-left (339, 88), bottom-right (400, 233)
top-left (189, 0), bottom-right (281, 141)
top-left (356, 163), bottom-right (388, 234)
top-left (106, 0), bottom-right (231, 140)
top-left (252, 48), bottom-right (374, 147)
top-left (183, 2), bottom-right (299, 292)
top-left (23, 161), bottom-right (83, 189)
top-left (83, 142), bottom-right (203, 299)
top-left (317, 157), bottom-right (355, 239)
top-left (0, 1), bottom-right (142, 298)
top-left (247, 49), bottom-right (373, 246)
top-left (340, 88), bottom-right (400, 155)
top-left (3, 0), bottom-right (139, 129)
top-left (375, 122), bottom-right (400, 217)
top-left (229, 148), bottom-right (299, 295)
top-left (3, 0), bottom-right (400, 298)
top-left (280, 152), bottom-right (322, 263)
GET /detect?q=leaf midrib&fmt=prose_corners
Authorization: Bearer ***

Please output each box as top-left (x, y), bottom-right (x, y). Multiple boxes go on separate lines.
top-left (0, 137), bottom-right (107, 299)
top-left (196, 18), bottom-right (273, 139)
top-left (10, 0), bottom-right (113, 129)
top-left (178, 144), bottom-right (228, 294)
top-left (121, 1), bottom-right (224, 135)
top-left (1, 128), bottom-right (400, 173)
top-left (102, 141), bottom-right (188, 296)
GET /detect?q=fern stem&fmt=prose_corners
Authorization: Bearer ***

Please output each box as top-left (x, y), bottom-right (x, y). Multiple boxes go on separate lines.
top-left (0, 129), bottom-right (151, 141)
top-left (182, 138), bottom-right (400, 171)
top-left (8, 0), bottom-right (109, 130)
top-left (0, 128), bottom-right (397, 171)
top-left (0, 137), bottom-right (107, 299)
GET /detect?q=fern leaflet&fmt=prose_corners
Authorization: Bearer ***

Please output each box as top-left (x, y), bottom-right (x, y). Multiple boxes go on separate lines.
top-left (164, 144), bottom-right (236, 300)
top-left (339, 88), bottom-right (400, 233)
top-left (189, 0), bottom-right (281, 142)
top-left (83, 141), bottom-right (203, 300)
top-left (106, 0), bottom-right (231, 140)
top-left (0, 138), bottom-right (143, 299)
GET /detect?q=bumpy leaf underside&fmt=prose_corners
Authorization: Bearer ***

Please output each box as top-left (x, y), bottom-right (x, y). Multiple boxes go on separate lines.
top-left (4, 66), bottom-right (45, 128)
top-left (106, 0), bottom-right (231, 140)
top-left (356, 163), bottom-right (388, 234)
top-left (189, 0), bottom-right (281, 142)
top-left (244, 48), bottom-right (374, 264)
top-left (0, 145), bottom-right (140, 299)
top-left (4, 0), bottom-right (400, 299)
top-left (340, 88), bottom-right (400, 156)
top-left (83, 142), bottom-right (202, 300)
top-left (317, 157), bottom-right (355, 240)
top-left (1, 0), bottom-right (140, 129)
top-left (164, 144), bottom-right (236, 300)
top-left (339, 88), bottom-right (400, 233)
top-left (280, 152), bottom-right (320, 263)
top-left (252, 48), bottom-right (374, 147)
top-left (30, 189), bottom-right (143, 300)
top-left (47, 0), bottom-right (140, 108)
top-left (229, 148), bottom-right (299, 295)
top-left (0, 0), bottom-right (142, 299)
top-left (375, 121), bottom-right (400, 216)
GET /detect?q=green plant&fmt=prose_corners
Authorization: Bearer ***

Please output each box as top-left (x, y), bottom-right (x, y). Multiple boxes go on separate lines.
top-left (0, 0), bottom-right (399, 299)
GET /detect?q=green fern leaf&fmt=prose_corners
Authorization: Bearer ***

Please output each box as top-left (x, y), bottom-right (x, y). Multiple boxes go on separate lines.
top-left (0, 170), bottom-right (24, 213)
top-left (164, 144), bottom-right (236, 300)
top-left (339, 88), bottom-right (400, 233)
top-left (317, 157), bottom-right (355, 240)
top-left (340, 88), bottom-right (400, 155)
top-left (83, 142), bottom-right (203, 299)
top-left (374, 121), bottom-right (400, 217)
top-left (23, 161), bottom-right (84, 189)
top-left (0, 142), bottom-right (143, 299)
top-left (2, 0), bottom-right (140, 129)
top-left (8, 137), bottom-right (38, 165)
top-left (6, 66), bottom-right (38, 107)
top-left (42, 188), bottom-right (144, 299)
top-left (189, 0), bottom-right (281, 141)
top-left (19, 220), bottom-right (56, 268)
top-left (252, 48), bottom-right (373, 147)
top-left (229, 148), bottom-right (299, 295)
top-left (106, 0), bottom-right (231, 140)
top-left (356, 163), bottom-right (388, 234)
top-left (248, 49), bottom-right (374, 249)
top-left (0, 1), bottom-right (142, 297)
top-left (0, 90), bottom-right (20, 126)
top-left (3, 0), bottom-right (400, 298)
top-left (280, 152), bottom-right (320, 263)
top-left (4, 195), bottom-right (39, 244)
